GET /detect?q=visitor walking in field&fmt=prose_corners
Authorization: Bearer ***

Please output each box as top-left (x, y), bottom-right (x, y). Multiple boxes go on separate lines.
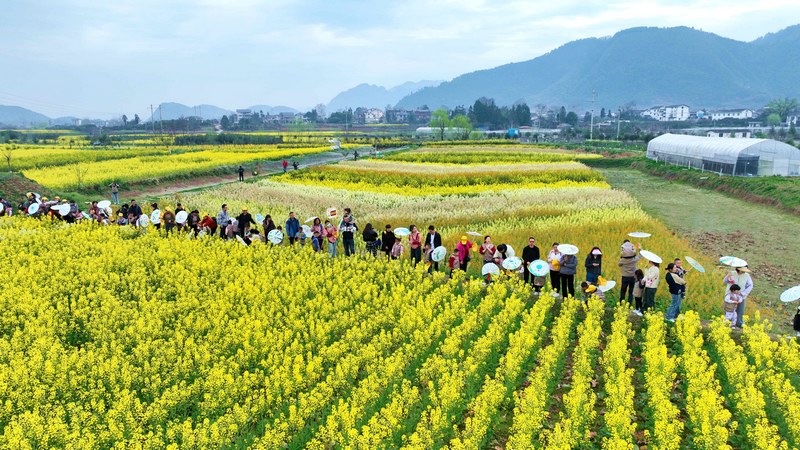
top-left (479, 236), bottom-right (496, 266)
top-left (362, 223), bottom-right (379, 256)
top-left (632, 269), bottom-right (645, 315)
top-left (150, 203), bottom-right (161, 230)
top-left (585, 246), bottom-right (602, 284)
top-left (236, 208), bottom-right (255, 238)
top-left (237, 165), bottom-right (244, 181)
top-left (323, 220), bottom-right (338, 256)
top-left (109, 182), bottom-right (120, 204)
top-left (548, 243), bottom-right (562, 294)
top-left (642, 260), bottom-right (660, 313)
top-left (664, 262), bottom-right (687, 322)
top-left (522, 237), bottom-right (541, 286)
top-left (262, 214), bottom-right (276, 234)
top-left (427, 225), bottom-right (442, 271)
top-left (381, 225), bottom-right (396, 260)
top-left (456, 235), bottom-right (472, 272)
top-left (282, 159), bottom-right (289, 172)
top-left (391, 236), bottom-right (404, 260)
top-left (162, 208), bottom-right (175, 234)
top-left (409, 225), bottom-right (422, 266)
top-left (723, 266), bottom-right (753, 328)
top-left (217, 204), bottom-right (229, 239)
top-left (285, 212), bottom-right (300, 245)
top-left (339, 215), bottom-right (358, 256)
top-left (559, 251), bottom-right (578, 298)
top-left (618, 240), bottom-right (642, 305)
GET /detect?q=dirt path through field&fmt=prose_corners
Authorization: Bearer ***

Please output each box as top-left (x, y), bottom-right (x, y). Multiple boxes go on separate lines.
top-left (601, 168), bottom-right (800, 333)
top-left (121, 151), bottom-right (352, 200)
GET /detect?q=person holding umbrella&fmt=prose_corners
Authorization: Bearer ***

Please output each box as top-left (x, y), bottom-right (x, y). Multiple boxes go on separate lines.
top-left (723, 264), bottom-right (753, 328)
top-left (522, 237), bottom-right (540, 285)
top-left (642, 258), bottom-right (661, 314)
top-left (618, 240), bottom-right (642, 306)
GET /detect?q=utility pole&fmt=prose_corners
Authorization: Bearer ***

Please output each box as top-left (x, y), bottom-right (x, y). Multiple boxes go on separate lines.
top-left (616, 107), bottom-right (621, 140)
top-left (590, 90), bottom-right (596, 140)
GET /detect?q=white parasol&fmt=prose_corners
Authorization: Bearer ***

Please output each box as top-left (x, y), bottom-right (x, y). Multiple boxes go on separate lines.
top-left (502, 256), bottom-right (523, 271)
top-left (628, 231), bottom-right (652, 238)
top-left (779, 285), bottom-right (800, 303)
top-left (684, 255), bottom-right (706, 273)
top-left (529, 259), bottom-right (549, 276)
top-left (431, 246), bottom-right (447, 262)
top-left (97, 200), bottom-right (111, 210)
top-left (268, 229), bottom-right (284, 244)
top-left (719, 256), bottom-right (748, 268)
top-left (640, 250), bottom-right (663, 264)
top-left (175, 211), bottom-right (188, 224)
top-left (482, 263), bottom-right (501, 277)
top-left (557, 244), bottom-right (579, 255)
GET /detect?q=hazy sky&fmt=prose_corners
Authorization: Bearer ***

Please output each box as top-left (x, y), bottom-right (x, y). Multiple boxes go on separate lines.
top-left (1, 0), bottom-right (798, 118)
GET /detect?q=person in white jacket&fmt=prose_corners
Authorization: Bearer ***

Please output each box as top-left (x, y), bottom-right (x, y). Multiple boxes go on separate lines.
top-left (642, 260), bottom-right (660, 313)
top-left (723, 266), bottom-right (753, 328)
top-left (150, 203), bottom-right (161, 230)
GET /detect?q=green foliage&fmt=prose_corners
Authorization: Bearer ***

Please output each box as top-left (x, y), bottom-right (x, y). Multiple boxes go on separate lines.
top-left (766, 97), bottom-right (798, 121)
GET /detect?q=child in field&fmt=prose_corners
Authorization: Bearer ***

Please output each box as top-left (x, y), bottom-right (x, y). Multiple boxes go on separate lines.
top-left (448, 248), bottom-right (461, 276)
top-left (391, 237), bottom-right (404, 260)
top-left (632, 269), bottom-right (645, 316)
top-left (533, 274), bottom-right (546, 294)
top-left (423, 242), bottom-right (433, 273)
top-left (724, 284), bottom-right (743, 328)
top-left (295, 229), bottom-right (307, 247)
top-left (580, 281), bottom-right (605, 302)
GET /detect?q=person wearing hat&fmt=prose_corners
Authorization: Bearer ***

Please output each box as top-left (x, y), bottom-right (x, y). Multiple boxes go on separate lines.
top-left (116, 212), bottom-right (128, 226)
top-left (585, 246), bottom-right (603, 284)
top-left (580, 281), bottom-right (605, 302)
top-left (236, 208), bottom-right (256, 238)
top-left (723, 266), bottom-right (753, 328)
top-left (456, 235), bottom-right (472, 272)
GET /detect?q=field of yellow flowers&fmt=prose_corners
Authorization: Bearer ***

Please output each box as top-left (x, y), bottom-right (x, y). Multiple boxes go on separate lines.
top-left (5, 142), bottom-right (355, 191)
top-left (2, 144), bottom-right (799, 448)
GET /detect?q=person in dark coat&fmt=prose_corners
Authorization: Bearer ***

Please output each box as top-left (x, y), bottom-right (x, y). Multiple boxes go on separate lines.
top-left (522, 236), bottom-right (541, 286)
top-left (585, 246), bottom-right (602, 284)
top-left (127, 200), bottom-right (143, 222)
top-left (236, 208), bottom-right (256, 237)
top-left (426, 225), bottom-right (442, 271)
top-left (381, 225), bottom-right (396, 260)
top-left (237, 165), bottom-right (245, 181)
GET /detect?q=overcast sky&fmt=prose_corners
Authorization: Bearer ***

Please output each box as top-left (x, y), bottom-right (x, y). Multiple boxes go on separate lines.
top-left (1, 0), bottom-right (798, 118)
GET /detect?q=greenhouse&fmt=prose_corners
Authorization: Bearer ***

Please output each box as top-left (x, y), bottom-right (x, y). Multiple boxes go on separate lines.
top-left (646, 133), bottom-right (800, 176)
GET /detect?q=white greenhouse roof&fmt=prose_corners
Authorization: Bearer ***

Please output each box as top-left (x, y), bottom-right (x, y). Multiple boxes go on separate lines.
top-left (646, 133), bottom-right (800, 176)
top-left (647, 134), bottom-right (798, 164)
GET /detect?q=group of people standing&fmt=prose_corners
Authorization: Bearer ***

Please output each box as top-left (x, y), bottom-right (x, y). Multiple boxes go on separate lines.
top-left (8, 193), bottom-right (764, 329)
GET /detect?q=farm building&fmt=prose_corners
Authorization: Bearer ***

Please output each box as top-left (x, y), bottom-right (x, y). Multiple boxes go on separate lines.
top-left (647, 133), bottom-right (800, 176)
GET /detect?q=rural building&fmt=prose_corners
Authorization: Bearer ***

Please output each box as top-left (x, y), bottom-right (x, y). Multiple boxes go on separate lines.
top-left (709, 109), bottom-right (754, 121)
top-left (706, 130), bottom-right (752, 138)
top-left (641, 105), bottom-right (690, 121)
top-left (647, 133), bottom-right (800, 176)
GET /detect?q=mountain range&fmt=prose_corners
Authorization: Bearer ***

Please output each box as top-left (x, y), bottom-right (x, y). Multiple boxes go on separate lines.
top-left (327, 80), bottom-right (442, 112)
top-left (396, 25), bottom-right (800, 111)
